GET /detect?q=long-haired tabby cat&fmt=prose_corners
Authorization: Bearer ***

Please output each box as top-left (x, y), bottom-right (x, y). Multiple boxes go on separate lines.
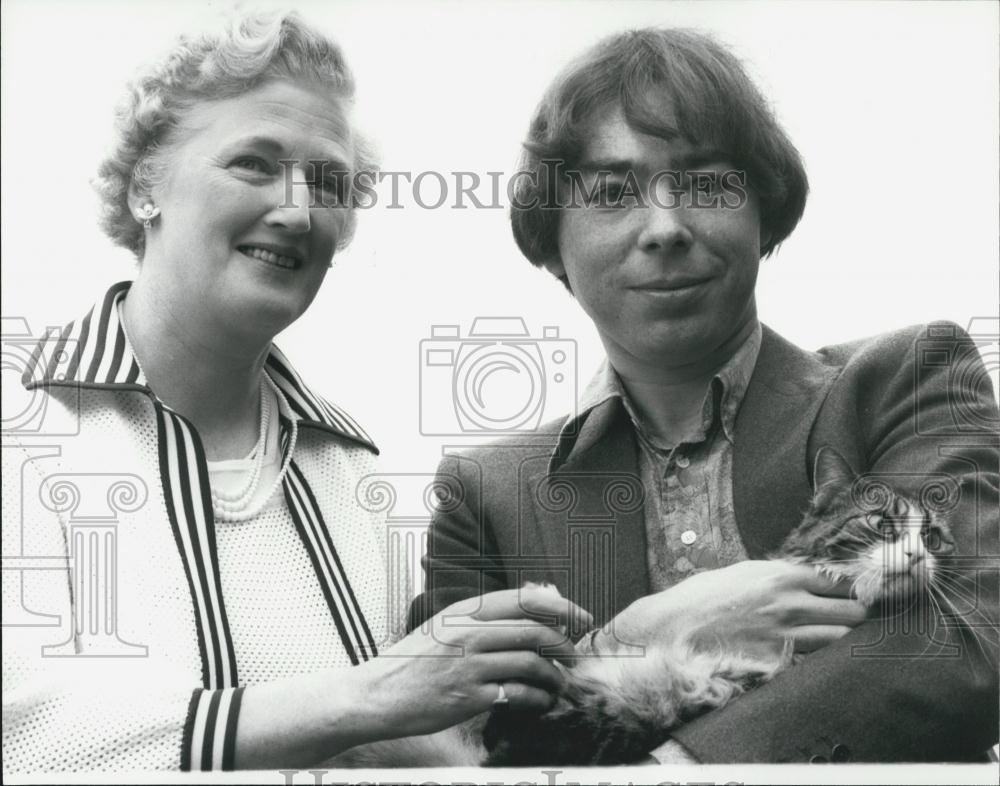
top-left (329, 446), bottom-right (961, 768)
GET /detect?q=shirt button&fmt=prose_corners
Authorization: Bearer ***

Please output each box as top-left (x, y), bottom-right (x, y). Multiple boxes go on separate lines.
top-left (680, 530), bottom-right (697, 545)
top-left (675, 455), bottom-right (691, 468)
top-left (831, 744), bottom-right (851, 762)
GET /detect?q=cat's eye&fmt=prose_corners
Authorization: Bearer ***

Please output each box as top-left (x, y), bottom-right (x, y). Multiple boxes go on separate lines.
top-left (866, 513), bottom-right (895, 539)
top-left (923, 527), bottom-right (953, 553)
top-left (875, 518), bottom-right (897, 541)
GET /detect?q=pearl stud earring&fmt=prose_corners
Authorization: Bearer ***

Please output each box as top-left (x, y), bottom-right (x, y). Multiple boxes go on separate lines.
top-left (136, 203), bottom-right (161, 229)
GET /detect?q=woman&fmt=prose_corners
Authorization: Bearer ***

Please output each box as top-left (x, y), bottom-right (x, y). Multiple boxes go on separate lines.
top-left (1, 11), bottom-right (588, 772)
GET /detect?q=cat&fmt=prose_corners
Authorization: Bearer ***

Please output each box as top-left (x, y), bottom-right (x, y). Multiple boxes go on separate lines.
top-left (328, 446), bottom-right (959, 768)
top-left (482, 446), bottom-right (959, 765)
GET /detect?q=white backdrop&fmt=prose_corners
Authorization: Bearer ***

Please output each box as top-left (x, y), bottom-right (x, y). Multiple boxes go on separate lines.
top-left (2, 0), bottom-right (998, 479)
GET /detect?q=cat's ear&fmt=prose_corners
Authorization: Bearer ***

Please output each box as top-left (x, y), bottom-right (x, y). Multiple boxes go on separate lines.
top-left (812, 447), bottom-right (856, 508)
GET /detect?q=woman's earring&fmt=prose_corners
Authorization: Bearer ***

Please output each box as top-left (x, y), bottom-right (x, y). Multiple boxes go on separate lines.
top-left (136, 203), bottom-right (160, 229)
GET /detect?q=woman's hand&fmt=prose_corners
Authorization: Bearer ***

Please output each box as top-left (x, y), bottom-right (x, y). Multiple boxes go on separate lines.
top-left (353, 586), bottom-right (593, 740)
top-left (594, 560), bottom-right (867, 658)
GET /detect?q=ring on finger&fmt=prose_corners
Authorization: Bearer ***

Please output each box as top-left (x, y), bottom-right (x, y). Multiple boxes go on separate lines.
top-left (493, 682), bottom-right (510, 706)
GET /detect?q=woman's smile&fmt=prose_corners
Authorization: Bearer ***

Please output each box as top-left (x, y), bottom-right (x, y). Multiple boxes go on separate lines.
top-left (237, 243), bottom-right (305, 271)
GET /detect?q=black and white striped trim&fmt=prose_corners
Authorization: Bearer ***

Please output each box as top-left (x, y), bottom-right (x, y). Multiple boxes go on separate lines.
top-left (283, 449), bottom-right (378, 664)
top-left (155, 402), bottom-right (239, 690)
top-left (24, 281), bottom-right (378, 456)
top-left (266, 346), bottom-right (377, 453)
top-left (181, 687), bottom-right (245, 771)
top-left (22, 281), bottom-right (144, 389)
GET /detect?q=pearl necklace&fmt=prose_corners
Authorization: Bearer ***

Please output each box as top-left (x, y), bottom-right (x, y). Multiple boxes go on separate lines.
top-left (212, 373), bottom-right (298, 523)
top-left (210, 377), bottom-right (270, 512)
top-left (118, 298), bottom-right (298, 523)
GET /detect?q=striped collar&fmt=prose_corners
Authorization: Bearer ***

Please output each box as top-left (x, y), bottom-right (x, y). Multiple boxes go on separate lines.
top-left (22, 280), bottom-right (378, 454)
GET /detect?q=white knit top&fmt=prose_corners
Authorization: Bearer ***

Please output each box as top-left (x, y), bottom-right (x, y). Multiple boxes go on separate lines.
top-left (2, 282), bottom-right (406, 773)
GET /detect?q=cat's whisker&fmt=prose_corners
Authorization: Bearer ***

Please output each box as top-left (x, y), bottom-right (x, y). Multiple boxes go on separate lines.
top-left (930, 604), bottom-right (997, 646)
top-left (930, 572), bottom-right (992, 609)
top-left (852, 570), bottom-right (887, 608)
top-left (928, 576), bottom-right (999, 633)
top-left (925, 580), bottom-right (999, 660)
top-left (912, 591), bottom-right (968, 660)
top-left (926, 590), bottom-right (997, 665)
top-left (932, 568), bottom-right (986, 593)
top-left (931, 576), bottom-right (985, 619)
top-left (930, 569), bottom-right (976, 590)
top-left (920, 591), bottom-right (966, 659)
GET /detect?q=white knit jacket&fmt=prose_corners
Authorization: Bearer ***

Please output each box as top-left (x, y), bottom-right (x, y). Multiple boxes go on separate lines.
top-left (2, 281), bottom-right (403, 772)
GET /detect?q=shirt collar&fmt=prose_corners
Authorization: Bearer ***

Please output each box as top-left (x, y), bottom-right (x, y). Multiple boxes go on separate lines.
top-left (553, 322), bottom-right (762, 466)
top-left (21, 280), bottom-right (378, 454)
top-left (712, 321), bottom-right (762, 442)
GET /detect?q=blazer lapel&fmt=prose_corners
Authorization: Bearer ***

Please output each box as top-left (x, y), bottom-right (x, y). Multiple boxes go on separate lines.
top-left (524, 399), bottom-right (649, 627)
top-left (733, 326), bottom-right (840, 557)
top-left (522, 325), bottom-right (836, 623)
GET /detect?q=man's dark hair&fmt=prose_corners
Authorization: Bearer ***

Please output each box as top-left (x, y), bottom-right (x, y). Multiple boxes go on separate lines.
top-left (511, 28), bottom-right (809, 267)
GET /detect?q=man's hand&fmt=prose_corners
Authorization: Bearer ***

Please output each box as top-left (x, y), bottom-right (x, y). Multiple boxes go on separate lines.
top-left (594, 560), bottom-right (867, 657)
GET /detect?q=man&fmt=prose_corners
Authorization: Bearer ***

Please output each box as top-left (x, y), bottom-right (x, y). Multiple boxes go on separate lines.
top-left (408, 28), bottom-right (999, 763)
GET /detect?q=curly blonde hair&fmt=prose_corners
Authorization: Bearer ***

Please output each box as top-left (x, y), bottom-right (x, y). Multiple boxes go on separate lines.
top-left (93, 10), bottom-right (374, 258)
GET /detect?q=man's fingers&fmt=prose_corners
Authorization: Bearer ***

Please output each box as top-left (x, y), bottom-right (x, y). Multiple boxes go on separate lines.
top-left (795, 595), bottom-right (869, 626)
top-left (791, 624), bottom-right (855, 652)
top-left (799, 566), bottom-right (858, 598)
top-left (471, 618), bottom-right (576, 659)
top-left (448, 588), bottom-right (536, 620)
top-left (457, 587), bottom-right (593, 630)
